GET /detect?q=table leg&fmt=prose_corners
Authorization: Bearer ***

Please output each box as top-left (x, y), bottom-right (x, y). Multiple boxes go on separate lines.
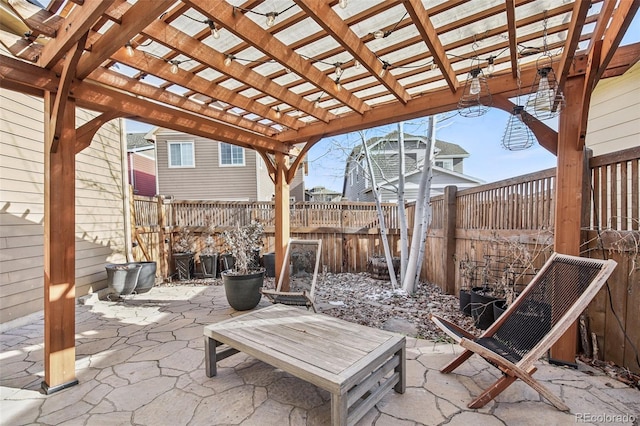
top-left (205, 336), bottom-right (218, 377)
top-left (331, 393), bottom-right (348, 426)
top-left (394, 344), bottom-right (406, 394)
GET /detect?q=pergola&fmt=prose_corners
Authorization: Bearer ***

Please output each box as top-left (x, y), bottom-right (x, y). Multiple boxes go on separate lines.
top-left (0, 0), bottom-right (637, 394)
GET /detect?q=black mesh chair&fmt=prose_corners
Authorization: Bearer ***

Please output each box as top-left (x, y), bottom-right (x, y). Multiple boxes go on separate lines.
top-left (431, 253), bottom-right (617, 411)
top-left (261, 239), bottom-right (322, 312)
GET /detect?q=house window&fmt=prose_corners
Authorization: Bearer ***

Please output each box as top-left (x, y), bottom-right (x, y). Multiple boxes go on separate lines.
top-left (219, 143), bottom-right (245, 166)
top-left (435, 159), bottom-right (453, 171)
top-left (168, 141), bottom-right (194, 168)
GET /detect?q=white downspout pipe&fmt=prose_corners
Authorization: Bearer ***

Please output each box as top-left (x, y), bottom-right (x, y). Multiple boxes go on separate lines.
top-left (120, 119), bottom-right (133, 261)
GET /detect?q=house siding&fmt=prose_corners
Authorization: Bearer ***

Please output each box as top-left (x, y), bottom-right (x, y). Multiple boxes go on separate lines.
top-left (156, 130), bottom-right (305, 201)
top-left (586, 62), bottom-right (640, 156)
top-left (156, 131), bottom-right (258, 200)
top-left (0, 89), bottom-right (127, 324)
top-left (129, 152), bottom-right (156, 196)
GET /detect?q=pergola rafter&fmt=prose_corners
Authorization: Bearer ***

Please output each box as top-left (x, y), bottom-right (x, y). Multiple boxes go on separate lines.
top-left (0, 0), bottom-right (637, 393)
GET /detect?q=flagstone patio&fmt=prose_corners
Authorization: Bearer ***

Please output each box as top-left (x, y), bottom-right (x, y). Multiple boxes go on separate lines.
top-left (1, 284), bottom-right (638, 425)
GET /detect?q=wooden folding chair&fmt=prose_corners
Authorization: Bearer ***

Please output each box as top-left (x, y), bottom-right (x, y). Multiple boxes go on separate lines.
top-left (431, 253), bottom-right (617, 411)
top-left (261, 239), bottom-right (322, 312)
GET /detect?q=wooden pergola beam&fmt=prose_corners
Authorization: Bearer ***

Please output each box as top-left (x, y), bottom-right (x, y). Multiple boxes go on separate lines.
top-left (505, 0), bottom-right (519, 78)
top-left (7, 0), bottom-right (63, 38)
top-left (75, 0), bottom-right (173, 79)
top-left (277, 65), bottom-right (541, 143)
top-left (402, 0), bottom-right (459, 92)
top-left (556, 0), bottom-right (591, 92)
top-left (38, 0), bottom-right (114, 68)
top-left (88, 67), bottom-right (277, 136)
top-left (296, 0), bottom-right (412, 104)
top-left (186, 0), bottom-right (370, 115)
top-left (594, 0), bottom-right (640, 84)
top-left (109, 49), bottom-right (300, 130)
top-left (75, 111), bottom-right (123, 154)
top-left (141, 19), bottom-right (334, 123)
top-left (49, 33), bottom-right (85, 153)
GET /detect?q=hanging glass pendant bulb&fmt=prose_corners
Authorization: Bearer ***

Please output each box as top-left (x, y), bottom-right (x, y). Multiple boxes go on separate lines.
top-left (457, 68), bottom-right (492, 117)
top-left (501, 106), bottom-right (535, 151)
top-left (526, 57), bottom-right (565, 119)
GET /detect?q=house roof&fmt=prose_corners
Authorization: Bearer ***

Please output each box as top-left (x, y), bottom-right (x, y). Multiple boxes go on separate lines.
top-left (349, 131), bottom-right (469, 158)
top-left (126, 132), bottom-right (154, 151)
top-left (307, 186), bottom-right (342, 196)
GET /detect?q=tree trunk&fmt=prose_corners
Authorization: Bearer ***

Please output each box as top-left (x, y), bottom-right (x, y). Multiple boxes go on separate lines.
top-left (397, 122), bottom-right (408, 283)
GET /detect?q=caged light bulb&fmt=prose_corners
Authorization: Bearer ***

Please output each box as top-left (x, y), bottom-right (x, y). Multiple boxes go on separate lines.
top-left (170, 61), bottom-right (179, 74)
top-left (469, 76), bottom-right (481, 95)
top-left (535, 68), bottom-right (552, 111)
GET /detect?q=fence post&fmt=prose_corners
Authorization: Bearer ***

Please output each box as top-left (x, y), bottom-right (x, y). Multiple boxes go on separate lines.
top-left (443, 185), bottom-right (457, 295)
top-left (157, 195), bottom-right (168, 279)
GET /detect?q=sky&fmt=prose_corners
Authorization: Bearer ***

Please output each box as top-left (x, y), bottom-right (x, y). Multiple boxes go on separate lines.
top-left (125, 11), bottom-right (640, 193)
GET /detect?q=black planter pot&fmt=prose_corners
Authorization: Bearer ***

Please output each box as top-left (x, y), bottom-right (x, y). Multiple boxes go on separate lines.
top-left (106, 263), bottom-right (142, 296)
top-left (493, 299), bottom-right (507, 320)
top-left (174, 253), bottom-right (195, 280)
top-left (470, 287), bottom-right (499, 330)
top-left (130, 261), bottom-right (157, 294)
top-left (222, 269), bottom-right (265, 311)
top-left (200, 254), bottom-right (218, 278)
top-left (262, 252), bottom-right (276, 278)
top-left (459, 289), bottom-right (472, 316)
top-left (217, 254), bottom-right (235, 278)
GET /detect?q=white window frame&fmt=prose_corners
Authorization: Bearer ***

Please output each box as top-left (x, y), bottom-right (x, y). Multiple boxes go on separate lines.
top-left (435, 159), bottom-right (454, 170)
top-left (167, 141), bottom-right (195, 168)
top-left (219, 142), bottom-right (245, 167)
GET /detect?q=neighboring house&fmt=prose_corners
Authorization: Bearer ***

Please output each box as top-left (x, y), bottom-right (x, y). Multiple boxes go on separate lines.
top-left (306, 186), bottom-right (343, 202)
top-left (127, 132), bottom-right (156, 197)
top-left (0, 88), bottom-right (129, 324)
top-left (585, 60), bottom-right (640, 156)
top-left (343, 131), bottom-right (484, 202)
top-left (153, 128), bottom-right (305, 201)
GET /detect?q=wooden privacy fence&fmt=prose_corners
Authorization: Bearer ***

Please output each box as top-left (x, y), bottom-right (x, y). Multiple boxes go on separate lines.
top-left (131, 147), bottom-right (638, 372)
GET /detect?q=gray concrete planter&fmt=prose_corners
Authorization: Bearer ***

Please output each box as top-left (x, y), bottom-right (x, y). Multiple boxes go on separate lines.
top-left (106, 263), bottom-right (142, 297)
top-left (221, 269), bottom-right (265, 311)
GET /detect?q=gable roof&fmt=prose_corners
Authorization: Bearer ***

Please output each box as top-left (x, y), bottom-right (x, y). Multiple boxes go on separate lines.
top-left (349, 131), bottom-right (469, 158)
top-left (127, 133), bottom-right (154, 151)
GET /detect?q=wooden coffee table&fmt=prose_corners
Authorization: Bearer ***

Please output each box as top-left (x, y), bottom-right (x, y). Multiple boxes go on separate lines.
top-left (204, 304), bottom-right (405, 426)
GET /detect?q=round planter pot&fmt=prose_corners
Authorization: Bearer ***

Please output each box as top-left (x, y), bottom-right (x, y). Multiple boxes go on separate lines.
top-left (106, 263), bottom-right (141, 296)
top-left (470, 287), bottom-right (498, 330)
top-left (459, 289), bottom-right (472, 316)
top-left (129, 261), bottom-right (156, 294)
top-left (222, 269), bottom-right (265, 311)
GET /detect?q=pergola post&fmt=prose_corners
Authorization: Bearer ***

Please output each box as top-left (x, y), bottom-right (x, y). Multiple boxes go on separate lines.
top-left (274, 152), bottom-right (291, 291)
top-left (42, 93), bottom-right (78, 394)
top-left (550, 73), bottom-right (588, 366)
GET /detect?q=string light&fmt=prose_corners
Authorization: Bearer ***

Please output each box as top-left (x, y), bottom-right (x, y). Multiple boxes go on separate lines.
top-left (314, 97), bottom-right (321, 108)
top-left (274, 107), bottom-right (281, 119)
top-left (169, 60), bottom-right (179, 74)
top-left (334, 62), bottom-right (343, 78)
top-left (266, 11), bottom-right (277, 27)
top-left (486, 56), bottom-right (495, 75)
top-left (379, 61), bottom-right (390, 78)
top-left (339, 0), bottom-right (347, 9)
top-left (371, 12), bottom-right (407, 40)
top-left (373, 30), bottom-right (386, 39)
top-left (354, 60), bottom-right (361, 69)
top-left (334, 77), bottom-right (342, 91)
top-left (224, 54), bottom-right (234, 66)
top-left (207, 20), bottom-right (220, 39)
top-left (125, 42), bottom-right (135, 57)
top-left (469, 68), bottom-right (481, 95)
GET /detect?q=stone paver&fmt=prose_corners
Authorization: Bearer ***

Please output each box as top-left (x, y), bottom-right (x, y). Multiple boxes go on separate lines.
top-left (1, 284), bottom-right (638, 425)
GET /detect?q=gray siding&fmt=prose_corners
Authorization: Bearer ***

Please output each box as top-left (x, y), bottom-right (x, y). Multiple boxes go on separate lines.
top-left (1, 89), bottom-right (126, 324)
top-left (156, 130), bottom-right (258, 200)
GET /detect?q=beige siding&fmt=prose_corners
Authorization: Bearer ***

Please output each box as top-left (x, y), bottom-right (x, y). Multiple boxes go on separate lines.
top-left (586, 62), bottom-right (640, 156)
top-left (0, 88), bottom-right (126, 324)
top-left (156, 130), bottom-right (258, 200)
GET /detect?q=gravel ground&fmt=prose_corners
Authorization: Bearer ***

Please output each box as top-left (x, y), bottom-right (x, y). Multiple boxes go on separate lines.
top-left (163, 271), bottom-right (479, 340)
